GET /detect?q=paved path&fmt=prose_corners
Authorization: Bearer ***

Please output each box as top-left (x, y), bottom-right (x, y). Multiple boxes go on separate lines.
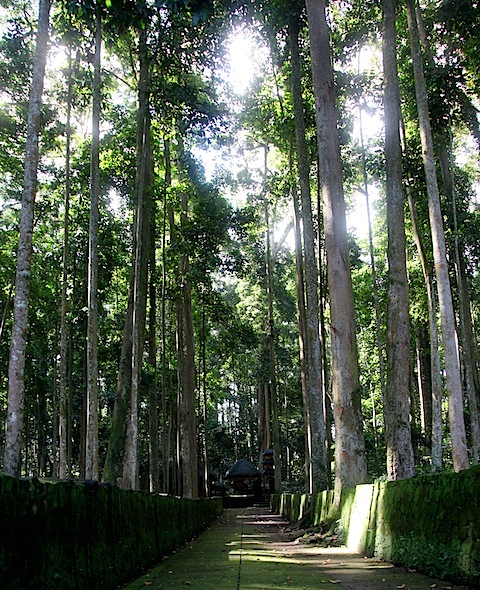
top-left (122, 506), bottom-right (470, 590)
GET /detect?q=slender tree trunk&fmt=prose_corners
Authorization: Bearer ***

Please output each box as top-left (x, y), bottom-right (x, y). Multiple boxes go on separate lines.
top-left (382, 0), bottom-right (415, 480)
top-left (4, 0), bottom-right (51, 477)
top-left (406, 181), bottom-right (443, 470)
top-left (148, 185), bottom-right (160, 493)
top-left (180, 235), bottom-right (198, 498)
top-left (102, 273), bottom-right (133, 484)
top-left (264, 149), bottom-right (281, 494)
top-left (291, 167), bottom-right (312, 493)
top-left (123, 30), bottom-right (151, 490)
top-left (406, 0), bottom-right (468, 471)
top-left (438, 134), bottom-right (480, 463)
top-left (201, 308), bottom-right (209, 497)
top-left (289, 12), bottom-right (327, 492)
top-left (161, 139), bottom-right (171, 493)
top-left (416, 325), bottom-right (432, 448)
top-left (85, 10), bottom-right (101, 481)
top-left (59, 46), bottom-right (73, 480)
top-left (305, 0), bottom-right (367, 499)
top-left (173, 138), bottom-right (198, 499)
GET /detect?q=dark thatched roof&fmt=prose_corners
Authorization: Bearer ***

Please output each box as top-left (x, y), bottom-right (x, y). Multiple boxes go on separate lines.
top-left (225, 459), bottom-right (260, 479)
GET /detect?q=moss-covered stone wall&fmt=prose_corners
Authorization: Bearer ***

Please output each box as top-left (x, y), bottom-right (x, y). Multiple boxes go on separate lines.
top-left (272, 466), bottom-right (480, 588)
top-left (0, 474), bottom-right (222, 590)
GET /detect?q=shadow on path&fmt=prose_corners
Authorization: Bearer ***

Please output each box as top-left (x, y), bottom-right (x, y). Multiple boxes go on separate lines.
top-left (122, 506), bottom-right (470, 590)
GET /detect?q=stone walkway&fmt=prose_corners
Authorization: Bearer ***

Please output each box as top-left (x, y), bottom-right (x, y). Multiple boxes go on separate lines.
top-left (122, 506), bottom-right (470, 590)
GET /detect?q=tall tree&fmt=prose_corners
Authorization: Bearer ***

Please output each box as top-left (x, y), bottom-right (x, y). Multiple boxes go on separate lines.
top-left (305, 0), bottom-right (367, 498)
top-left (122, 27), bottom-right (151, 491)
top-left (3, 0), bottom-right (51, 477)
top-left (382, 0), bottom-right (415, 480)
top-left (288, 11), bottom-right (327, 492)
top-left (58, 45), bottom-right (74, 479)
top-left (406, 0), bottom-right (468, 472)
top-left (85, 6), bottom-right (102, 481)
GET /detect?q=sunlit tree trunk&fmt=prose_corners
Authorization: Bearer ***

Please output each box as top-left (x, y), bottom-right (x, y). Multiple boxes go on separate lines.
top-left (305, 0), bottom-right (367, 499)
top-left (382, 0), bottom-right (415, 480)
top-left (4, 0), bottom-right (51, 477)
top-left (85, 9), bottom-right (102, 481)
top-left (289, 12), bottom-right (327, 492)
top-left (406, 0), bottom-right (468, 471)
top-left (414, 0), bottom-right (479, 464)
top-left (438, 134), bottom-right (480, 464)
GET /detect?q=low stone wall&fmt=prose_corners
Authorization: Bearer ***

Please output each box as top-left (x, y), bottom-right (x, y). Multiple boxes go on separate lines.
top-left (0, 474), bottom-right (222, 590)
top-left (272, 465), bottom-right (480, 588)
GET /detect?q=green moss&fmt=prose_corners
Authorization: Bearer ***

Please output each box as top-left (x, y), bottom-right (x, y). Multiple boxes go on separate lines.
top-left (0, 474), bottom-right (222, 590)
top-left (274, 466), bottom-right (480, 587)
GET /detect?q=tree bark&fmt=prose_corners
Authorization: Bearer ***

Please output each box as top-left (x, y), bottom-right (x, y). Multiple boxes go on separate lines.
top-left (264, 149), bottom-right (282, 494)
top-left (288, 12), bottom-right (327, 492)
top-left (291, 160), bottom-right (312, 493)
top-left (4, 0), bottom-right (51, 477)
top-left (122, 28), bottom-right (151, 491)
top-left (382, 0), bottom-right (415, 480)
top-left (59, 46), bottom-right (73, 480)
top-left (305, 0), bottom-right (367, 498)
top-left (85, 9), bottom-right (102, 481)
top-left (148, 176), bottom-right (160, 493)
top-left (406, 0), bottom-right (468, 471)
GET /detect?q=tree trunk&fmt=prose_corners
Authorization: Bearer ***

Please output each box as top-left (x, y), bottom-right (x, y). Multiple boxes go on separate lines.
top-left (382, 0), bottom-right (415, 480)
top-left (291, 163), bottom-right (312, 493)
top-left (148, 181), bottom-right (160, 493)
top-left (305, 0), bottom-right (367, 499)
top-left (85, 9), bottom-right (101, 481)
top-left (438, 134), bottom-right (480, 464)
top-left (102, 272), bottom-right (134, 484)
top-left (172, 137), bottom-right (198, 499)
top-left (264, 149), bottom-right (282, 494)
top-left (161, 138), bottom-right (172, 493)
top-left (122, 29), bottom-right (151, 491)
top-left (406, 178), bottom-right (443, 470)
top-left (4, 0), bottom-right (51, 477)
top-left (416, 324), bottom-right (432, 449)
top-left (59, 46), bottom-right (73, 480)
top-left (406, 0), bottom-right (468, 471)
top-left (288, 12), bottom-right (327, 492)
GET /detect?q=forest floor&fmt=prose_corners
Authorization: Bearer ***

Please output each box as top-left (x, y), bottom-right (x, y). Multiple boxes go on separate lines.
top-left (121, 506), bottom-right (471, 590)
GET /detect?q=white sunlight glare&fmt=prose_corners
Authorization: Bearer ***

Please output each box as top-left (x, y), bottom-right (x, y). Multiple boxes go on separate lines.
top-left (227, 29), bottom-right (264, 95)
